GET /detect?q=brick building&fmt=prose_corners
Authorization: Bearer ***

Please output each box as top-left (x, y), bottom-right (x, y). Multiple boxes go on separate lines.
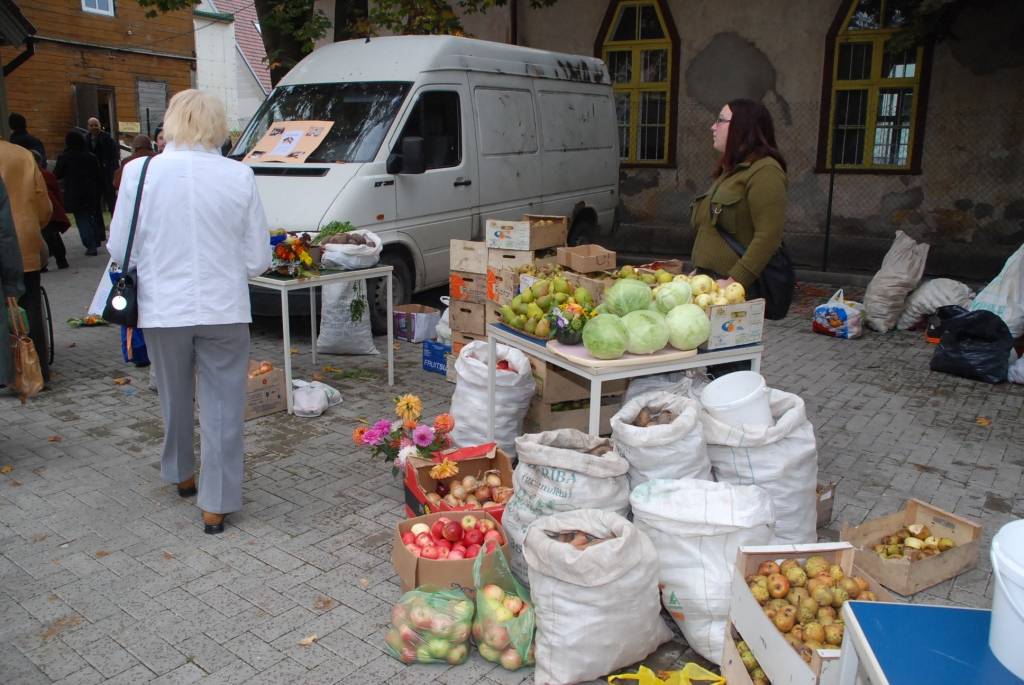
top-left (0, 0), bottom-right (194, 160)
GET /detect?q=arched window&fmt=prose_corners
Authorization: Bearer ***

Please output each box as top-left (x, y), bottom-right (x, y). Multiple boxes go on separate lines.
top-left (819, 0), bottom-right (931, 172)
top-left (597, 0), bottom-right (678, 166)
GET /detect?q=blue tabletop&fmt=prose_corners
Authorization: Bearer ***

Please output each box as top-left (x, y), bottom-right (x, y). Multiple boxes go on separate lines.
top-left (848, 601), bottom-right (1023, 684)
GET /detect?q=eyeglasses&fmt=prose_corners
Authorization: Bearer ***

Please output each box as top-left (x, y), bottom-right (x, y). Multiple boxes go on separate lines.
top-left (714, 117), bottom-right (731, 125)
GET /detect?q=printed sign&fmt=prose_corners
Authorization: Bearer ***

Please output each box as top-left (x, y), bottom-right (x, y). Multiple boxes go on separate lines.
top-left (243, 120), bottom-right (334, 164)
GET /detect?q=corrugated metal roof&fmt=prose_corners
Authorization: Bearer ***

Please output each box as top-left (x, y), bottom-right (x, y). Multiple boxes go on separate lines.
top-left (0, 0), bottom-right (35, 47)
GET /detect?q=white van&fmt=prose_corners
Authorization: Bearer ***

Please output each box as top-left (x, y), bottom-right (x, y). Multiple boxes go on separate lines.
top-left (232, 35), bottom-right (619, 332)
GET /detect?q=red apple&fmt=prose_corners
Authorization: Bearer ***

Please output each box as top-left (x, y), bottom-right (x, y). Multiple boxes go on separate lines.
top-left (464, 529), bottom-right (484, 546)
top-left (420, 546), bottom-right (439, 560)
top-left (431, 520), bottom-right (446, 541)
top-left (452, 543), bottom-right (467, 554)
top-left (401, 532), bottom-right (416, 546)
top-left (443, 521), bottom-right (464, 542)
top-left (483, 530), bottom-right (503, 545)
top-left (415, 533), bottom-right (431, 548)
top-left (448, 549), bottom-right (465, 560)
top-left (435, 539), bottom-right (452, 552)
top-left (436, 547), bottom-right (449, 560)
top-left (483, 540), bottom-right (498, 554)
top-left (410, 523), bottom-right (430, 537)
top-left (477, 518), bottom-right (497, 533)
top-left (405, 543), bottom-right (421, 556)
top-left (465, 544), bottom-right (481, 558)
top-left (503, 596), bottom-right (524, 615)
top-left (461, 515), bottom-right (478, 531)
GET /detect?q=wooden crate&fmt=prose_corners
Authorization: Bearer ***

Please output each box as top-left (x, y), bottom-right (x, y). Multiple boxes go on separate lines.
top-left (525, 353), bottom-right (626, 403)
top-left (817, 481), bottom-right (836, 529)
top-left (451, 330), bottom-right (486, 357)
top-left (449, 301), bottom-right (486, 336)
top-left (485, 267), bottom-right (518, 304)
top-left (449, 239), bottom-right (487, 274)
top-left (485, 215), bottom-right (568, 250)
top-left (524, 395), bottom-right (622, 435)
top-left (449, 271), bottom-right (487, 303)
top-left (840, 498), bottom-right (982, 596)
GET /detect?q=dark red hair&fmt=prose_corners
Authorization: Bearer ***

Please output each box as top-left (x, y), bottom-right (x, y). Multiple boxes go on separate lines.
top-left (714, 98), bottom-right (787, 178)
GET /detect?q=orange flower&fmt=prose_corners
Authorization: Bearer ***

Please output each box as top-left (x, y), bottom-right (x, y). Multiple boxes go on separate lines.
top-left (395, 394), bottom-right (423, 423)
top-left (433, 413), bottom-right (455, 434)
top-left (403, 418), bottom-right (417, 431)
top-left (352, 426), bottom-right (368, 445)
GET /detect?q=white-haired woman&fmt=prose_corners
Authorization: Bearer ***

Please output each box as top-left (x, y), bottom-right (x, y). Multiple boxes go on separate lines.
top-left (107, 89), bottom-right (271, 534)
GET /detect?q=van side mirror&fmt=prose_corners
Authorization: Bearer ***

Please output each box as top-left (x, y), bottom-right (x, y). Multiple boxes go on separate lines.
top-left (389, 136), bottom-right (425, 175)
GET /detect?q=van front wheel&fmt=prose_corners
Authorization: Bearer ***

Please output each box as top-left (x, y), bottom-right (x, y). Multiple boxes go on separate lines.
top-left (369, 253), bottom-right (413, 335)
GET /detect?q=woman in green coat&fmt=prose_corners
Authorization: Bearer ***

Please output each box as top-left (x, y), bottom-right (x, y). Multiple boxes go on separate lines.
top-left (0, 177), bottom-right (26, 385)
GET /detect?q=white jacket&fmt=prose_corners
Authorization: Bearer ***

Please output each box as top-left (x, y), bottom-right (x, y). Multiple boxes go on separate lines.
top-left (107, 143), bottom-right (271, 328)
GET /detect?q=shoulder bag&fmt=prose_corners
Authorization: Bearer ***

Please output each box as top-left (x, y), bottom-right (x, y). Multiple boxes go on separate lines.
top-left (715, 227), bottom-right (795, 320)
top-left (103, 155), bottom-right (153, 327)
top-left (7, 296), bottom-right (44, 403)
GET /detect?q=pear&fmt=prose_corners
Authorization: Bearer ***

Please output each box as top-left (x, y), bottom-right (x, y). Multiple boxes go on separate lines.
top-left (907, 523), bottom-right (931, 539)
top-left (552, 277), bottom-right (570, 294)
top-left (523, 317), bottom-right (538, 334)
top-left (830, 586), bottom-right (849, 608)
top-left (804, 555), bottom-right (830, 578)
top-left (535, 295), bottom-right (553, 311)
top-left (553, 292), bottom-right (569, 304)
top-left (797, 597), bottom-right (819, 624)
top-left (785, 566), bottom-right (808, 588)
top-left (573, 287), bottom-right (593, 307)
top-left (641, 273), bottom-right (657, 285)
top-left (655, 269), bottom-right (672, 284)
top-left (514, 300), bottom-right (529, 316)
top-left (787, 587), bottom-right (810, 606)
top-left (937, 537), bottom-right (956, 551)
top-left (780, 559), bottom-right (801, 574)
top-left (739, 649), bottom-right (758, 672)
top-left (824, 623), bottom-right (844, 646)
top-left (531, 280), bottom-right (550, 298)
top-left (534, 318), bottom-right (551, 338)
top-left (618, 265), bottom-right (636, 279)
top-left (526, 303), bottom-right (544, 320)
top-left (903, 537), bottom-right (924, 550)
top-left (802, 622), bottom-right (825, 643)
top-left (520, 287), bottom-right (535, 304)
top-left (500, 305), bottom-right (517, 325)
top-left (672, 273), bottom-right (690, 283)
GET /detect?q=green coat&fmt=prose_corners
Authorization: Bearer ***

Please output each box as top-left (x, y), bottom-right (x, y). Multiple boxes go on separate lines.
top-left (690, 156), bottom-right (787, 288)
top-left (0, 179), bottom-right (26, 385)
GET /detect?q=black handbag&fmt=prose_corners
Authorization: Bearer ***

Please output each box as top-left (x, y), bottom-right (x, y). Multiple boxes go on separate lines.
top-left (103, 156), bottom-right (152, 327)
top-left (716, 227), bottom-right (795, 320)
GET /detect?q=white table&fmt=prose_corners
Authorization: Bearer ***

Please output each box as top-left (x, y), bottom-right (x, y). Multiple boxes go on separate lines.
top-left (249, 266), bottom-right (394, 413)
top-left (485, 323), bottom-right (763, 436)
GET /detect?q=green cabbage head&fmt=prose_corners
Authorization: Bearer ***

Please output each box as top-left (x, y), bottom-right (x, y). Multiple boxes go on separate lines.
top-left (665, 304), bottom-right (710, 351)
top-left (604, 279), bottom-right (653, 316)
top-left (655, 281), bottom-right (692, 313)
top-left (621, 309), bottom-right (669, 354)
top-left (582, 314), bottom-right (629, 360)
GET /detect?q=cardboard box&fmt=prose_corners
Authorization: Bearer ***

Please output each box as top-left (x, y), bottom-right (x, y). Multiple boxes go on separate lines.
top-left (817, 482), bottom-right (836, 529)
top-left (840, 498), bottom-right (982, 596)
top-left (485, 301), bottom-right (503, 328)
top-left (403, 443), bottom-right (513, 522)
top-left (556, 244), bottom-right (616, 273)
top-left (484, 215), bottom-right (568, 250)
top-left (730, 543), bottom-right (895, 685)
top-left (392, 509), bottom-right (509, 595)
top-left (450, 239), bottom-right (488, 274)
top-left (244, 363), bottom-right (286, 420)
top-left (525, 353), bottom-right (626, 403)
top-left (485, 267), bottom-right (518, 304)
top-left (524, 395), bottom-right (622, 435)
top-left (449, 271), bottom-right (487, 303)
top-left (449, 301), bottom-right (486, 336)
top-left (422, 340), bottom-right (450, 376)
top-left (719, 625), bottom-right (758, 685)
top-left (488, 248), bottom-right (537, 274)
top-left (452, 331), bottom-right (486, 357)
top-left (704, 298), bottom-right (766, 351)
top-left (395, 304), bottom-right (440, 343)
top-left (445, 353), bottom-right (457, 383)
top-left (563, 271), bottom-right (613, 304)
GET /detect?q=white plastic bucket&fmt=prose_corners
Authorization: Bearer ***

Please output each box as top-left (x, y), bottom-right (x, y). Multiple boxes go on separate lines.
top-left (990, 518), bottom-right (1024, 679)
top-left (700, 371), bottom-right (772, 428)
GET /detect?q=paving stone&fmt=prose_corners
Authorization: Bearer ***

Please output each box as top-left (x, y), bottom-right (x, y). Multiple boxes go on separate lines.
top-left (223, 631), bottom-right (285, 671)
top-left (148, 662), bottom-right (205, 685)
top-left (77, 636), bottom-right (140, 678)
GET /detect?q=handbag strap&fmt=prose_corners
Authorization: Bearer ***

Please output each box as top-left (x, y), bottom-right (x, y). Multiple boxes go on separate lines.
top-left (120, 155), bottom-right (153, 273)
top-left (715, 225), bottom-right (747, 258)
top-left (6, 296), bottom-right (26, 337)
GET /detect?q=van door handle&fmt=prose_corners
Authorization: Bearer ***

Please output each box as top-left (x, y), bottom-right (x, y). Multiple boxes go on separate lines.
top-left (453, 179), bottom-right (472, 187)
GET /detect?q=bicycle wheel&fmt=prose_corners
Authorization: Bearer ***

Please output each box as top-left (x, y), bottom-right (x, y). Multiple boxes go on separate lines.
top-left (40, 285), bottom-right (54, 365)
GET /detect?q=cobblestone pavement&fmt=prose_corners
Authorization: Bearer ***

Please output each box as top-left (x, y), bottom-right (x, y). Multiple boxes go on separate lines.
top-left (1, 263), bottom-right (1021, 684)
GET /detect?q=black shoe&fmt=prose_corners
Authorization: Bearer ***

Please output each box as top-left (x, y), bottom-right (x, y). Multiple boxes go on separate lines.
top-left (85, 249), bottom-right (98, 256)
top-left (177, 476), bottom-right (197, 498)
top-left (202, 511), bottom-right (226, 535)
top-left (57, 261), bottom-right (70, 269)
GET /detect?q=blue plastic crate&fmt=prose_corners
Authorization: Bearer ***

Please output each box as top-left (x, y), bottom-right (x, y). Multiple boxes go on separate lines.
top-left (422, 340), bottom-right (451, 375)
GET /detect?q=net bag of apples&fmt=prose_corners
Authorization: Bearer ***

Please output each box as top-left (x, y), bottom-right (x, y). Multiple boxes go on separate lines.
top-left (471, 547), bottom-right (535, 670)
top-left (523, 509), bottom-right (672, 685)
top-left (384, 588), bottom-right (474, 665)
top-left (503, 430), bottom-right (630, 584)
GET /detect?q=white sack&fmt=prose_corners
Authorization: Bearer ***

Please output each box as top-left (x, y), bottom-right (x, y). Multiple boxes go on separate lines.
top-left (505, 430), bottom-right (630, 583)
top-left (316, 281), bottom-right (378, 355)
top-left (435, 296), bottom-right (452, 345)
top-left (610, 391), bottom-right (711, 489)
top-left (449, 341), bottom-right (534, 456)
top-left (864, 230), bottom-right (929, 332)
top-left (524, 509), bottom-right (672, 685)
top-left (702, 389), bottom-right (818, 545)
top-left (320, 229), bottom-right (383, 270)
top-left (896, 278), bottom-right (975, 330)
top-left (1009, 355), bottom-right (1024, 384)
top-left (630, 479), bottom-right (775, 664)
top-left (970, 243), bottom-right (1024, 338)
top-left (623, 369), bottom-right (710, 404)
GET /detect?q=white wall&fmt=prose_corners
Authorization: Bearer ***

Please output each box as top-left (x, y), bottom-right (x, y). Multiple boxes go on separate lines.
top-left (235, 53), bottom-right (267, 131)
top-left (194, 15), bottom-right (241, 130)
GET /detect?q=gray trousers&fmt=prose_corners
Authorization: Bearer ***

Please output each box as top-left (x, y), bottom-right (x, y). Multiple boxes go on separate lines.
top-left (145, 324), bottom-right (249, 514)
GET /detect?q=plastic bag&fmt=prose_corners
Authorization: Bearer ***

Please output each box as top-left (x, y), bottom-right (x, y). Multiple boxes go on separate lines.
top-left (702, 389), bottom-right (818, 545)
top-left (435, 295), bottom-right (452, 345)
top-left (930, 310), bottom-right (1013, 384)
top-left (316, 280), bottom-right (378, 355)
top-left (607, 664), bottom-right (725, 685)
top-left (630, 479), bottom-right (775, 664)
top-left (970, 243), bottom-right (1024, 338)
top-left (320, 229), bottom-right (383, 270)
top-left (864, 230), bottom-right (929, 332)
top-left (623, 370), bottom-right (709, 404)
top-left (383, 587), bottom-right (475, 665)
top-left (610, 391), bottom-right (712, 489)
top-left (524, 509), bottom-right (671, 685)
top-left (812, 289), bottom-right (864, 339)
top-left (471, 546), bottom-right (535, 670)
top-left (896, 279), bottom-right (974, 330)
top-left (1009, 356), bottom-right (1024, 384)
top-left (449, 341), bottom-right (535, 457)
top-left (290, 380), bottom-right (342, 418)
top-left (504, 430), bottom-right (630, 583)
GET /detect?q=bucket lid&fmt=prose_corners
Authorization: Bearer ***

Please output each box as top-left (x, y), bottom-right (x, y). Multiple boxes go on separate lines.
top-left (992, 519), bottom-right (1024, 585)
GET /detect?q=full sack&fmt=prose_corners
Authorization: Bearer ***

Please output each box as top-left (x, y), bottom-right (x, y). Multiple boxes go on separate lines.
top-left (970, 243), bottom-right (1024, 338)
top-left (702, 389), bottom-right (818, 545)
top-left (316, 280), bottom-right (378, 355)
top-left (449, 341), bottom-right (534, 457)
top-left (630, 479), bottom-right (775, 664)
top-left (896, 278), bottom-right (975, 330)
top-left (930, 309), bottom-right (1013, 384)
top-left (623, 370), bottom-right (709, 404)
top-left (812, 289), bottom-right (864, 339)
top-left (611, 391), bottom-right (711, 489)
top-left (524, 509), bottom-right (672, 685)
top-left (864, 230), bottom-right (929, 332)
top-left (320, 229), bottom-right (383, 270)
top-left (504, 430), bottom-right (630, 583)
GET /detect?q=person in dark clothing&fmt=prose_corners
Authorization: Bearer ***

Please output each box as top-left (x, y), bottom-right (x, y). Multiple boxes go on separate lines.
top-left (9, 113), bottom-right (45, 161)
top-left (86, 117), bottom-right (119, 234)
top-left (113, 135), bottom-right (155, 190)
top-left (54, 131), bottom-right (103, 255)
top-left (32, 150), bottom-right (70, 270)
top-left (0, 176), bottom-right (26, 387)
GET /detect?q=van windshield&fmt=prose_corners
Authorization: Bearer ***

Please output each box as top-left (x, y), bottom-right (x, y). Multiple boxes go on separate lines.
top-left (231, 82), bottom-right (411, 163)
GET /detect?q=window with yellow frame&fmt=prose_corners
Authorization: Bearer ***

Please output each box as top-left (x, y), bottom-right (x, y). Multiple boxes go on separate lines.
top-left (601, 1), bottom-right (673, 165)
top-left (826, 0), bottom-right (925, 170)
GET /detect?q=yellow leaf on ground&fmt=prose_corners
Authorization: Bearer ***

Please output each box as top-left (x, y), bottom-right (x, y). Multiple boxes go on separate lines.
top-left (976, 416), bottom-right (992, 427)
top-left (0, 464), bottom-right (13, 474)
top-left (357, 577), bottom-right (370, 589)
top-left (290, 347), bottom-right (300, 354)
top-left (47, 435), bottom-right (62, 443)
top-left (298, 634), bottom-right (318, 646)
top-left (113, 377), bottom-right (131, 386)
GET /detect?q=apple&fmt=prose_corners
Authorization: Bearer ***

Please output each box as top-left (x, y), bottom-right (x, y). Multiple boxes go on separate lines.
top-left (482, 584), bottom-right (506, 603)
top-left (472, 621), bottom-right (483, 642)
top-left (400, 646), bottom-right (417, 663)
top-left (436, 547), bottom-right (449, 560)
top-left (431, 520), bottom-right (446, 541)
top-left (416, 644), bottom-right (432, 662)
top-left (415, 533), bottom-right (431, 548)
top-left (443, 521), bottom-right (464, 542)
top-left (405, 543), bottom-right (421, 557)
top-left (449, 622), bottom-right (470, 642)
top-left (420, 546), bottom-right (439, 560)
top-left (483, 540), bottom-right (498, 555)
top-left (409, 605), bottom-right (433, 630)
top-left (484, 623), bottom-right (511, 650)
top-left (398, 624), bottom-right (417, 643)
top-left (503, 596), bottom-right (524, 615)
top-left (465, 544), bottom-right (481, 558)
top-left (464, 529), bottom-right (484, 546)
top-left (384, 627), bottom-right (403, 654)
top-left (477, 518), bottom-right (497, 533)
top-left (500, 647), bottom-right (523, 670)
top-left (410, 523), bottom-right (430, 537)
top-left (446, 643), bottom-right (468, 664)
top-left (435, 539), bottom-right (452, 552)
top-left (493, 606), bottom-right (514, 623)
top-left (390, 604), bottom-right (406, 625)
top-left (452, 600), bottom-right (474, 622)
top-left (451, 543), bottom-right (466, 554)
top-left (401, 532), bottom-right (415, 546)
top-left (483, 529), bottom-right (503, 546)
top-left (448, 549), bottom-right (465, 560)
top-left (461, 515), bottom-right (478, 531)
top-left (478, 642), bottom-right (501, 662)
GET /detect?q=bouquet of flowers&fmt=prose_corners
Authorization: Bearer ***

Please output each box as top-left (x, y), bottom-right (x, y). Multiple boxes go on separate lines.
top-left (354, 394), bottom-right (455, 475)
top-left (269, 230), bottom-right (319, 277)
top-left (545, 301), bottom-right (595, 345)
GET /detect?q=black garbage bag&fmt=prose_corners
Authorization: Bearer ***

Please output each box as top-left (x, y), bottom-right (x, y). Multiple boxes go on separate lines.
top-left (930, 310), bottom-right (1013, 383)
top-left (926, 305), bottom-right (970, 342)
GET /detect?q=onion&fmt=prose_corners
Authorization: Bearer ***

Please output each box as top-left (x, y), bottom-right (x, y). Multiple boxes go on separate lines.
top-left (492, 486), bottom-right (513, 504)
top-left (450, 484), bottom-right (466, 500)
top-left (474, 485), bottom-right (491, 502)
top-left (465, 496), bottom-right (479, 507)
top-left (484, 472), bottom-right (502, 487)
top-left (461, 475), bottom-right (478, 490)
top-left (481, 500), bottom-right (494, 508)
top-left (443, 494), bottom-right (459, 507)
top-left (436, 482), bottom-right (449, 497)
top-left (426, 493), bottom-right (442, 507)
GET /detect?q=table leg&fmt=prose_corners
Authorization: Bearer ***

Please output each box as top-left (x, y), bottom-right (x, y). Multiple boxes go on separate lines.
top-left (487, 335), bottom-right (496, 441)
top-left (281, 288), bottom-right (293, 414)
top-left (751, 351), bottom-right (762, 373)
top-left (588, 378), bottom-right (603, 435)
top-left (386, 275), bottom-right (394, 386)
top-left (309, 286), bottom-right (318, 367)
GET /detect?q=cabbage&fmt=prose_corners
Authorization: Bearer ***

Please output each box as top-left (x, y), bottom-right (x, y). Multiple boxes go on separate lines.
top-left (621, 310), bottom-right (669, 354)
top-left (655, 281), bottom-right (692, 313)
top-left (604, 279), bottom-right (653, 316)
top-left (582, 314), bottom-right (629, 360)
top-left (665, 304), bottom-right (710, 351)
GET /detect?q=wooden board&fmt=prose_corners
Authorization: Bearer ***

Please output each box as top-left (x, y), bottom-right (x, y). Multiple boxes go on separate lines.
top-left (546, 339), bottom-right (697, 369)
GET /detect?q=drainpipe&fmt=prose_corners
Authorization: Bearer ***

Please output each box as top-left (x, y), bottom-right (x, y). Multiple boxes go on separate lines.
top-left (510, 0), bottom-right (518, 45)
top-left (3, 36), bottom-right (35, 77)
